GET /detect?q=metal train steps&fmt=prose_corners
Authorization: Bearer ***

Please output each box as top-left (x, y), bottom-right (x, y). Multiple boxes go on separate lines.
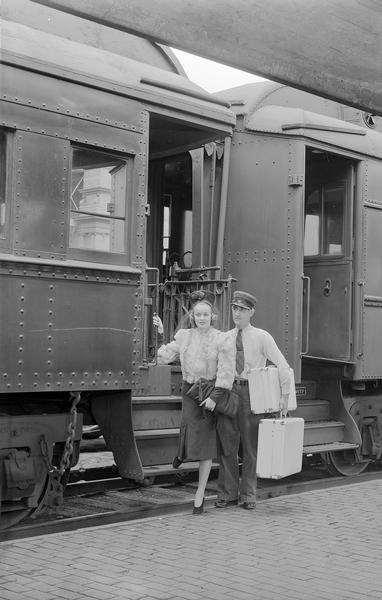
top-left (303, 441), bottom-right (359, 454)
top-left (132, 395), bottom-right (182, 430)
top-left (303, 420), bottom-right (347, 446)
top-left (293, 398), bottom-right (330, 421)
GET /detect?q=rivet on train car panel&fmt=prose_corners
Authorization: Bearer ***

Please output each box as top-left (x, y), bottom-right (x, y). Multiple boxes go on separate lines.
top-left (47, 361), bottom-right (52, 366)
top-left (92, 381), bottom-right (96, 386)
top-left (18, 360), bottom-right (22, 365)
top-left (47, 372), bottom-right (51, 378)
top-left (34, 373), bottom-right (38, 377)
top-left (108, 372), bottom-right (112, 376)
top-left (48, 336), bottom-right (52, 341)
top-left (69, 381), bottom-right (73, 386)
top-left (19, 322), bottom-right (24, 327)
top-left (3, 373), bottom-right (7, 378)
top-left (19, 334), bottom-right (23, 340)
top-left (33, 383), bottom-right (38, 387)
top-left (48, 323), bottom-right (52, 328)
top-left (18, 383), bottom-right (22, 388)
top-left (58, 372), bottom-right (63, 377)
top-left (7, 384), bottom-right (11, 388)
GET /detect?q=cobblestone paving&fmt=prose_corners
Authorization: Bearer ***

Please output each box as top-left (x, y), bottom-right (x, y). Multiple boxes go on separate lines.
top-left (1, 480), bottom-right (382, 600)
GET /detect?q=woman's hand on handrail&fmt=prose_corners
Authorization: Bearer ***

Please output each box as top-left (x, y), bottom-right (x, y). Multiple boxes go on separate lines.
top-left (153, 313), bottom-right (164, 335)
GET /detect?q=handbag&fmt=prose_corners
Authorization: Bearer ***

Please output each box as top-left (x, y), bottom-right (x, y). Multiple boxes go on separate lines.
top-left (186, 378), bottom-right (216, 403)
top-left (186, 379), bottom-right (239, 419)
top-left (214, 389), bottom-right (239, 418)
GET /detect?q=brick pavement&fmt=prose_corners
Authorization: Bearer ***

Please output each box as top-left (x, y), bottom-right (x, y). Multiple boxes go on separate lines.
top-left (1, 480), bottom-right (382, 600)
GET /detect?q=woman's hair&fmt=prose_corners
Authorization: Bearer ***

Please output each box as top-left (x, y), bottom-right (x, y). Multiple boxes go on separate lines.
top-left (187, 300), bottom-right (219, 328)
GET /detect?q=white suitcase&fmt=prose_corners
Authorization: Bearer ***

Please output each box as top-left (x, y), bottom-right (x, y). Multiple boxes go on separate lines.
top-left (256, 417), bottom-right (304, 479)
top-left (248, 366), bottom-right (297, 414)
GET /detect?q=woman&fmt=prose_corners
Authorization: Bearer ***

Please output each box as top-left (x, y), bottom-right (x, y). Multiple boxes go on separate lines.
top-left (153, 290), bottom-right (235, 514)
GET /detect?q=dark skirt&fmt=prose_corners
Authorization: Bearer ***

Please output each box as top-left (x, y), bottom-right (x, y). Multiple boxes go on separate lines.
top-left (177, 381), bottom-right (217, 461)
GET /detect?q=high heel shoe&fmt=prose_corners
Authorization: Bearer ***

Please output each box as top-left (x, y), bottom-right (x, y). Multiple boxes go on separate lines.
top-left (172, 456), bottom-right (183, 469)
top-left (192, 498), bottom-right (205, 515)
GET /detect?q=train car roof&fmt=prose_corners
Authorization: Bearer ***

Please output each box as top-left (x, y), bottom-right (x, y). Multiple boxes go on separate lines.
top-left (1, 0), bottom-right (186, 74)
top-left (218, 82), bottom-right (382, 159)
top-left (251, 106), bottom-right (382, 160)
top-left (0, 19), bottom-right (235, 134)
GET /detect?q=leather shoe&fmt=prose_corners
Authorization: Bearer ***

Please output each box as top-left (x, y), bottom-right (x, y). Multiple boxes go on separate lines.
top-left (193, 498), bottom-right (205, 515)
top-left (214, 499), bottom-right (238, 508)
top-left (242, 502), bottom-right (256, 510)
top-left (172, 456), bottom-right (183, 469)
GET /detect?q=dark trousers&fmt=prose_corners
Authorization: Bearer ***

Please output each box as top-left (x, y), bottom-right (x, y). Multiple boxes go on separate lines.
top-left (217, 384), bottom-right (262, 503)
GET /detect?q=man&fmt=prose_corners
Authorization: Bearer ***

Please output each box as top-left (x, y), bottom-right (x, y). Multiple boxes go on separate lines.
top-left (213, 290), bottom-right (291, 510)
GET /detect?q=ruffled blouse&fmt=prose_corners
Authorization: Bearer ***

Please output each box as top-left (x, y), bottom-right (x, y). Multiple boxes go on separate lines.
top-left (157, 327), bottom-right (235, 390)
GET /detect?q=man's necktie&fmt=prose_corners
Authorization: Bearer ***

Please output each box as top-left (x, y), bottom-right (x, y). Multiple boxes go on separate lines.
top-left (236, 329), bottom-right (245, 376)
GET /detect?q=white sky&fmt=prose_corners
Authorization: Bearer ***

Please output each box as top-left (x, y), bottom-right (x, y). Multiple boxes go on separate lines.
top-left (172, 48), bottom-right (265, 92)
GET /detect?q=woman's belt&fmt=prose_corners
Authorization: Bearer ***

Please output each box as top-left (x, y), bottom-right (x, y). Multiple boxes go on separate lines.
top-left (234, 378), bottom-right (248, 386)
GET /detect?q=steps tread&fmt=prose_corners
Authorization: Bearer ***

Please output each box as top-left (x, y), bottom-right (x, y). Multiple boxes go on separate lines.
top-left (135, 428), bottom-right (179, 438)
top-left (303, 441), bottom-right (359, 454)
top-left (132, 395), bottom-right (182, 403)
top-left (304, 420), bottom-right (345, 428)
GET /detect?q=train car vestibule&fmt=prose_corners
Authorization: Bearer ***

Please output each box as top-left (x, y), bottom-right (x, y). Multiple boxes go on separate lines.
top-left (303, 149), bottom-right (355, 361)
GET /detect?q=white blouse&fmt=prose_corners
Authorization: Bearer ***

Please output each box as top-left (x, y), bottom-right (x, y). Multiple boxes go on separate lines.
top-left (157, 327), bottom-right (235, 389)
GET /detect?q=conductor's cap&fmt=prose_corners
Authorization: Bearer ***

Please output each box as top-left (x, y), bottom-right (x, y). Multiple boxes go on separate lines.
top-left (191, 289), bottom-right (215, 307)
top-left (231, 290), bottom-right (257, 310)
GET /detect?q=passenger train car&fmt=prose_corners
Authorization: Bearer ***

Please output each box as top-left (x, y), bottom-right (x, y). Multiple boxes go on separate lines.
top-left (0, 17), bottom-right (235, 528)
top-left (2, 12), bottom-right (382, 529)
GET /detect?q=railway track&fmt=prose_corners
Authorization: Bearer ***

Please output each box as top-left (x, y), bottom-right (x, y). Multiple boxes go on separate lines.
top-left (2, 452), bottom-right (382, 542)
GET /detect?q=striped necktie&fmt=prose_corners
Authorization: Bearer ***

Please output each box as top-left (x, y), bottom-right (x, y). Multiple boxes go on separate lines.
top-left (236, 329), bottom-right (245, 376)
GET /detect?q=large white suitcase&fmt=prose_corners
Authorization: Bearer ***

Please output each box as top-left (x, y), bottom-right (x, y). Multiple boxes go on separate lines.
top-left (248, 366), bottom-right (297, 414)
top-left (256, 417), bottom-right (304, 479)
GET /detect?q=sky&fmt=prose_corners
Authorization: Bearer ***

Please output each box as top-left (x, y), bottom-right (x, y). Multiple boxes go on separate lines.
top-left (172, 48), bottom-right (265, 93)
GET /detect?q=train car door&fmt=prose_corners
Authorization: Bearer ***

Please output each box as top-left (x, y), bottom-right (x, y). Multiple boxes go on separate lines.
top-left (303, 149), bottom-right (355, 361)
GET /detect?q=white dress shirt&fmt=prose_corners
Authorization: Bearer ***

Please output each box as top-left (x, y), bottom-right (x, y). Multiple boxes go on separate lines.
top-left (227, 324), bottom-right (291, 395)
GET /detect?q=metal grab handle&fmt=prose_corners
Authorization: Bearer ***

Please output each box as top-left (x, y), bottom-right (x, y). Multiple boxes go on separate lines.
top-left (144, 267), bottom-right (160, 364)
top-left (301, 275), bottom-right (311, 355)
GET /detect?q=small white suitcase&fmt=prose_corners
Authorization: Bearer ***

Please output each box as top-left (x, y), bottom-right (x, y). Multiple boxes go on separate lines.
top-left (256, 417), bottom-right (304, 479)
top-left (248, 366), bottom-right (297, 414)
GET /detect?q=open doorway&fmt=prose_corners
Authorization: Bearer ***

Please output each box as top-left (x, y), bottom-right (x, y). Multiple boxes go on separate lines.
top-left (303, 148), bottom-right (356, 361)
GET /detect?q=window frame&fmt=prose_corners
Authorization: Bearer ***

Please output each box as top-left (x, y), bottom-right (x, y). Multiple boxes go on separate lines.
top-left (304, 178), bottom-right (349, 261)
top-left (67, 144), bottom-right (134, 265)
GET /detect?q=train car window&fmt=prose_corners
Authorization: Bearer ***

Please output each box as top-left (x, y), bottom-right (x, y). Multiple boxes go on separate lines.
top-left (304, 183), bottom-right (345, 256)
top-left (0, 130), bottom-right (6, 239)
top-left (69, 147), bottom-right (128, 254)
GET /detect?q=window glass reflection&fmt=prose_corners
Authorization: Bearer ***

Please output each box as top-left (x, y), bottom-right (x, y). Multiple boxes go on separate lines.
top-left (70, 148), bottom-right (127, 253)
top-left (304, 183), bottom-right (345, 257)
